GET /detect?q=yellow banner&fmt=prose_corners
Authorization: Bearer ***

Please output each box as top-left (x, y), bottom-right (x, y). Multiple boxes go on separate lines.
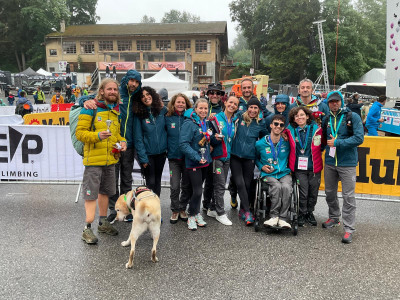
top-left (23, 111), bottom-right (70, 125)
top-left (320, 136), bottom-right (400, 196)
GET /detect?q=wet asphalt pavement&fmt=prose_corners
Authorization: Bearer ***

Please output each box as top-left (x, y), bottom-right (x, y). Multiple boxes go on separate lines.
top-left (1, 183), bottom-right (400, 299)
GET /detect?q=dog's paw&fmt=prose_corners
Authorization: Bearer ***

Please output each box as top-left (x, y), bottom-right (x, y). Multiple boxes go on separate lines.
top-left (121, 240), bottom-right (130, 247)
top-left (151, 251), bottom-right (159, 263)
top-left (125, 262), bottom-right (133, 269)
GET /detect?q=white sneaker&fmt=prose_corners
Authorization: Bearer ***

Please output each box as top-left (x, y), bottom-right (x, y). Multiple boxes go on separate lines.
top-left (216, 214), bottom-right (232, 226)
top-left (264, 217), bottom-right (279, 227)
top-left (278, 219), bottom-right (292, 229)
top-left (207, 209), bottom-right (218, 218)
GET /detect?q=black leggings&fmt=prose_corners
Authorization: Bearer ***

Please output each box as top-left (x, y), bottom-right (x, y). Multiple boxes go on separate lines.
top-left (142, 153), bottom-right (166, 197)
top-left (230, 155), bottom-right (255, 212)
top-left (188, 167), bottom-right (208, 216)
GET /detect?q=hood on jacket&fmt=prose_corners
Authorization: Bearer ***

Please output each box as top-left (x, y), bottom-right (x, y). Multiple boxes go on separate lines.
top-left (158, 88), bottom-right (168, 101)
top-left (184, 107), bottom-right (201, 124)
top-left (326, 91), bottom-right (344, 108)
top-left (120, 70), bottom-right (142, 99)
top-left (273, 94), bottom-right (290, 115)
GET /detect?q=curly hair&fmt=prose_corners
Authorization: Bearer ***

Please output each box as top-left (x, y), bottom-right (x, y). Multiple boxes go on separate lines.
top-left (132, 86), bottom-right (163, 119)
top-left (166, 93), bottom-right (192, 116)
top-left (96, 78), bottom-right (121, 103)
top-left (288, 106), bottom-right (314, 128)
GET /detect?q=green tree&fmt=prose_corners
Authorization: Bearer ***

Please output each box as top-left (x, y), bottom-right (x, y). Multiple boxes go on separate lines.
top-left (161, 10), bottom-right (200, 23)
top-left (141, 15), bottom-right (156, 23)
top-left (308, 0), bottom-right (386, 85)
top-left (66, 0), bottom-right (99, 25)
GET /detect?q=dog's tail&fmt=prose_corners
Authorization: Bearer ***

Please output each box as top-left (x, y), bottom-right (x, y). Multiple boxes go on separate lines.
top-left (137, 204), bottom-right (157, 224)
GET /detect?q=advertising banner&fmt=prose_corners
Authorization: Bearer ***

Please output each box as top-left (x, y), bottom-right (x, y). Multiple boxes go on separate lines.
top-left (98, 62), bottom-right (135, 71)
top-left (320, 136), bottom-right (400, 196)
top-left (148, 62), bottom-right (185, 70)
top-left (0, 125), bottom-right (84, 181)
top-left (23, 111), bottom-right (70, 125)
top-left (51, 103), bottom-right (74, 112)
top-left (0, 104), bottom-right (50, 116)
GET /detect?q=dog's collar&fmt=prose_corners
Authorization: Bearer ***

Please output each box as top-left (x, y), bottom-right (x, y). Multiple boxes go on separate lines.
top-left (124, 194), bottom-right (133, 213)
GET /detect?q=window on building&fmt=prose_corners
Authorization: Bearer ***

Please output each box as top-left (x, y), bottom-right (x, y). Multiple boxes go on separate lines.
top-left (49, 49), bottom-right (57, 56)
top-left (117, 40), bottom-right (132, 51)
top-left (156, 40), bottom-right (171, 50)
top-left (63, 41), bottom-right (76, 54)
top-left (195, 62), bottom-right (207, 75)
top-left (175, 40), bottom-right (191, 51)
top-left (195, 40), bottom-right (211, 53)
top-left (137, 40), bottom-right (151, 51)
top-left (49, 67), bottom-right (55, 72)
top-left (80, 41), bottom-right (95, 54)
top-left (99, 41), bottom-right (114, 51)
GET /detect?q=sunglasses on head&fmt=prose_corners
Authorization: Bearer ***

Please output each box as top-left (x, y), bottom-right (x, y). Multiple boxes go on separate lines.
top-left (273, 122), bottom-right (285, 128)
top-left (208, 91), bottom-right (222, 96)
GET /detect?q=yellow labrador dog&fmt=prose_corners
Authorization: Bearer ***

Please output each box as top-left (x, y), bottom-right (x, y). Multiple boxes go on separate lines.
top-left (119, 186), bottom-right (161, 269)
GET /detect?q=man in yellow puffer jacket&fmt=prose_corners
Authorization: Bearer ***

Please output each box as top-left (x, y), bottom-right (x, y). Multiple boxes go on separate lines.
top-left (76, 78), bottom-right (127, 245)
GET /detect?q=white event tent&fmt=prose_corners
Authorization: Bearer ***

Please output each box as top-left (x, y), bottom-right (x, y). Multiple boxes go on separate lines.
top-left (142, 67), bottom-right (189, 98)
top-left (36, 68), bottom-right (53, 76)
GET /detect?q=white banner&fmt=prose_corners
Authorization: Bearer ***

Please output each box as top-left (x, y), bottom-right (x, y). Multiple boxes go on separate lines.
top-left (0, 124), bottom-right (171, 183)
top-left (0, 125), bottom-right (84, 181)
top-left (0, 104), bottom-right (51, 116)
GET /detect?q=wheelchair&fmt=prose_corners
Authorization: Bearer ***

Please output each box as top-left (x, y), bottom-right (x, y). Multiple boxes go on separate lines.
top-left (253, 174), bottom-right (299, 236)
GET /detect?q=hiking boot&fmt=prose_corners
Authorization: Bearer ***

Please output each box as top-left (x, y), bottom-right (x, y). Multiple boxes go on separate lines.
top-left (342, 232), bottom-right (353, 244)
top-left (230, 196), bottom-right (238, 209)
top-left (187, 216), bottom-right (197, 231)
top-left (170, 212), bottom-right (179, 224)
top-left (98, 220), bottom-right (118, 236)
top-left (278, 219), bottom-right (292, 229)
top-left (179, 211), bottom-right (188, 221)
top-left (306, 212), bottom-right (317, 226)
top-left (107, 212), bottom-right (117, 224)
top-left (322, 218), bottom-right (340, 229)
top-left (216, 214), bottom-right (232, 226)
top-left (298, 214), bottom-right (305, 227)
top-left (195, 213), bottom-right (207, 227)
top-left (238, 208), bottom-right (245, 221)
top-left (82, 228), bottom-right (98, 244)
top-left (207, 209), bottom-right (218, 218)
top-left (244, 212), bottom-right (254, 226)
top-left (264, 217), bottom-right (278, 227)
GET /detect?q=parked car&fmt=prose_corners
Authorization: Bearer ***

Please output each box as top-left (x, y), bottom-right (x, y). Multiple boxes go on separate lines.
top-left (24, 80), bottom-right (52, 95)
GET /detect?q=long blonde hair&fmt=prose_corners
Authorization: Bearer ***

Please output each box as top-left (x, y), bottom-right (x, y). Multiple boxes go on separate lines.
top-left (242, 109), bottom-right (260, 126)
top-left (96, 78), bottom-right (121, 103)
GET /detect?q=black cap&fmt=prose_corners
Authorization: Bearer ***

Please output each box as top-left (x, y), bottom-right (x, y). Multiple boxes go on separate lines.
top-left (247, 97), bottom-right (262, 109)
top-left (327, 92), bottom-right (342, 102)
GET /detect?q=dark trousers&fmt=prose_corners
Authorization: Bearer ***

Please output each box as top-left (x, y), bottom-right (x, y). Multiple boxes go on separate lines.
top-left (142, 153), bottom-right (167, 197)
top-left (202, 164), bottom-right (214, 209)
top-left (230, 155), bottom-right (255, 212)
top-left (169, 159), bottom-right (192, 212)
top-left (188, 167), bottom-right (208, 216)
top-left (109, 147), bottom-right (135, 212)
top-left (295, 170), bottom-right (321, 216)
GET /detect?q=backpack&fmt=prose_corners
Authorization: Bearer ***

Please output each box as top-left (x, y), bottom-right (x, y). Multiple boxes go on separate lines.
top-left (69, 105), bottom-right (97, 156)
top-left (322, 111), bottom-right (353, 139)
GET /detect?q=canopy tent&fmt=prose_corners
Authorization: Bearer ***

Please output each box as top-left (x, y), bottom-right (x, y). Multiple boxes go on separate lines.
top-left (19, 67), bottom-right (43, 77)
top-left (142, 68), bottom-right (189, 98)
top-left (36, 68), bottom-right (52, 77)
top-left (358, 68), bottom-right (386, 84)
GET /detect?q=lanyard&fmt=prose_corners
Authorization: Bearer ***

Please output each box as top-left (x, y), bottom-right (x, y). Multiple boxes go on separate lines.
top-left (223, 113), bottom-right (233, 139)
top-left (200, 120), bottom-right (207, 133)
top-left (329, 114), bottom-right (344, 138)
top-left (296, 125), bottom-right (310, 151)
top-left (268, 136), bottom-right (282, 162)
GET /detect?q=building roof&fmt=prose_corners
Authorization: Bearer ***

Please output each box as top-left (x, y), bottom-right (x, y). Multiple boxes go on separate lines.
top-left (46, 21), bottom-right (227, 38)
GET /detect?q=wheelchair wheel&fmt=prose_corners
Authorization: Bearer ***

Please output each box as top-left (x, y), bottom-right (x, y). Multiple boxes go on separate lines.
top-left (253, 179), bottom-right (262, 232)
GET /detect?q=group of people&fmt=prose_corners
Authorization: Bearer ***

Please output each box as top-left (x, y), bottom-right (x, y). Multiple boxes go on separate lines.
top-left (76, 71), bottom-right (365, 246)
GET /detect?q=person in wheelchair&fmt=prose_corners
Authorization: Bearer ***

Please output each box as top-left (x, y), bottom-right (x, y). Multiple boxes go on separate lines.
top-left (255, 114), bottom-right (292, 229)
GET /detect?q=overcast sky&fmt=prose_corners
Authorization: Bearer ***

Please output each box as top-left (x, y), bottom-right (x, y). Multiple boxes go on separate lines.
top-left (96, 0), bottom-right (238, 46)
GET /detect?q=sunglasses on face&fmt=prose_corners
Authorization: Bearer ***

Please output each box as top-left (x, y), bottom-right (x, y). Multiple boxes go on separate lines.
top-left (273, 122), bottom-right (285, 128)
top-left (208, 91), bottom-right (222, 96)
